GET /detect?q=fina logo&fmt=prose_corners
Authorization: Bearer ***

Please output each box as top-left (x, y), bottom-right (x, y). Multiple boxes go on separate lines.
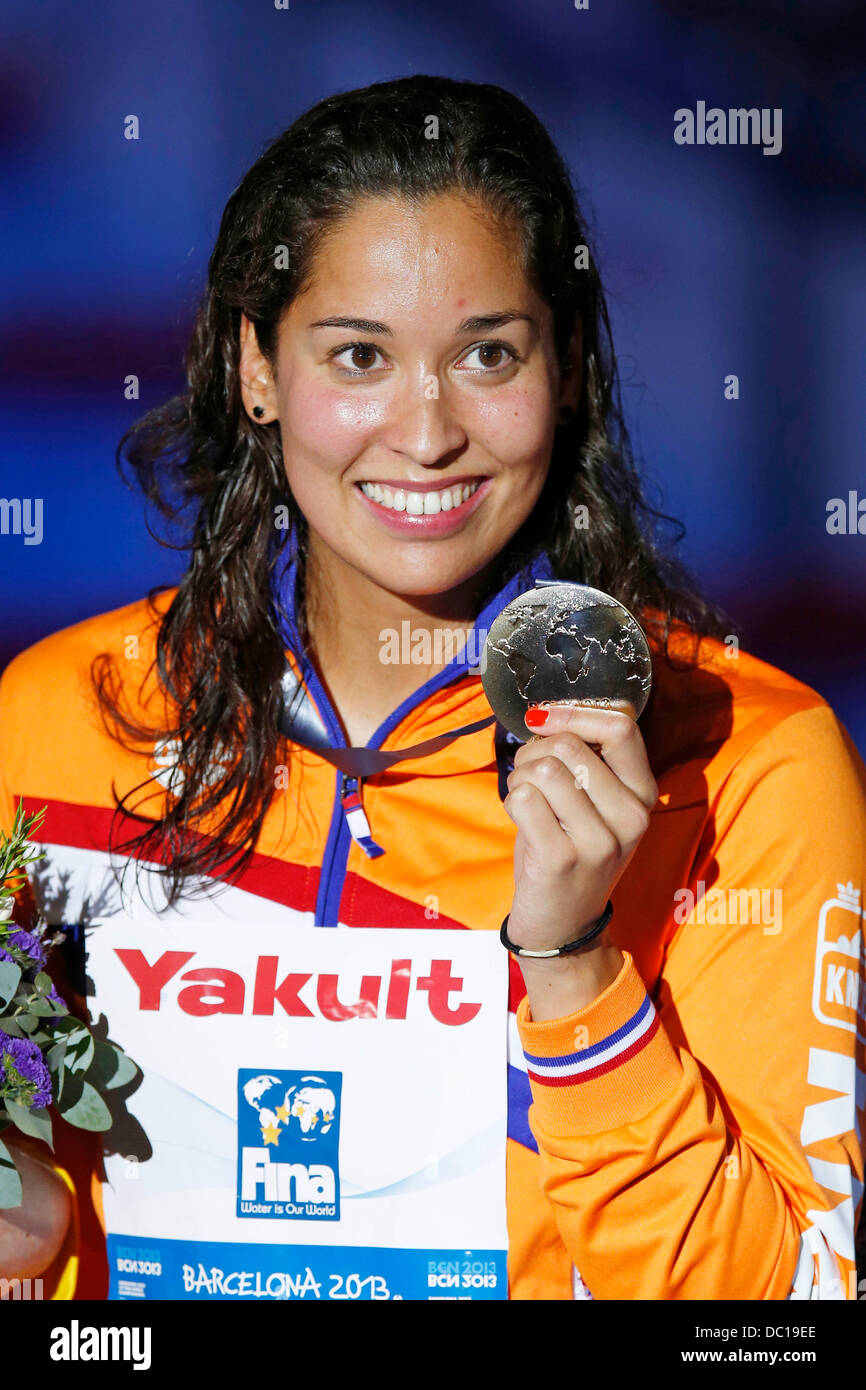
top-left (236, 1069), bottom-right (342, 1222)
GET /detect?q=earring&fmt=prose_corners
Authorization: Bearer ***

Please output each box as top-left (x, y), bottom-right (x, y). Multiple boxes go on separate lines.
top-left (252, 406), bottom-right (265, 419)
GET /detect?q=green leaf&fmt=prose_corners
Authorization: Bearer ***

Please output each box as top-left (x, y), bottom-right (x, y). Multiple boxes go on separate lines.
top-left (0, 1139), bottom-right (23, 1208)
top-left (106, 1049), bottom-right (138, 1091)
top-left (87, 1041), bottom-right (138, 1091)
top-left (33, 973), bottom-right (53, 995)
top-left (29, 997), bottom-right (63, 1018)
top-left (0, 1016), bottom-right (24, 1037)
top-left (15, 1014), bottom-right (38, 1034)
top-left (86, 1039), bottom-right (119, 1088)
top-left (66, 1033), bottom-right (95, 1075)
top-left (46, 1040), bottom-right (67, 1072)
top-left (58, 1081), bottom-right (112, 1132)
top-left (4, 1099), bottom-right (53, 1150)
top-left (0, 961), bottom-right (21, 1009)
top-left (52, 1016), bottom-right (91, 1037)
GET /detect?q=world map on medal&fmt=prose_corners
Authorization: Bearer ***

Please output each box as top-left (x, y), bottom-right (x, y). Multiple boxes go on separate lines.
top-left (481, 582), bottom-right (653, 741)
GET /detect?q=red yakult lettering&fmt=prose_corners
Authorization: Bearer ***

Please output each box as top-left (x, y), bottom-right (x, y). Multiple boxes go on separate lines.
top-left (252, 958), bottom-right (314, 1017)
top-left (385, 959), bottom-right (411, 1020)
top-left (177, 968), bottom-right (245, 1016)
top-left (113, 950), bottom-right (482, 1025)
top-left (114, 949), bottom-right (195, 1010)
top-left (416, 960), bottom-right (482, 1025)
top-left (316, 974), bottom-right (380, 1020)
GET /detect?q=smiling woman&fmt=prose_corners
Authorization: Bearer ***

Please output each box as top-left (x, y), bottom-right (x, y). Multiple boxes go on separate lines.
top-left (0, 74), bottom-right (863, 1304)
top-left (235, 190), bottom-right (575, 742)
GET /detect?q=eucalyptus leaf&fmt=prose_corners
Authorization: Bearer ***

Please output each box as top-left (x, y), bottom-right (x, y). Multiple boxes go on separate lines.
top-left (4, 1099), bottom-right (53, 1149)
top-left (0, 961), bottom-right (21, 1009)
top-left (0, 1139), bottom-right (23, 1208)
top-left (58, 1081), bottom-right (112, 1132)
top-left (46, 1040), bottom-right (67, 1072)
top-left (106, 1049), bottom-right (138, 1090)
top-left (87, 1042), bottom-right (138, 1091)
top-left (0, 1016), bottom-right (24, 1037)
top-left (51, 1016), bottom-right (85, 1036)
top-left (34, 973), bottom-right (53, 996)
top-left (15, 1014), bottom-right (38, 1034)
top-left (86, 1039), bottom-right (120, 1089)
top-left (65, 1030), bottom-right (95, 1076)
top-left (29, 997), bottom-right (64, 1018)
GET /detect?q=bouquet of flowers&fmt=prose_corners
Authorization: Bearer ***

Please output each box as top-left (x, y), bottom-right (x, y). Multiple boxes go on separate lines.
top-left (0, 800), bottom-right (138, 1207)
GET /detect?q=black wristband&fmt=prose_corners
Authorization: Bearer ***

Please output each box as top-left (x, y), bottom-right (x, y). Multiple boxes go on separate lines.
top-left (499, 900), bottom-right (614, 958)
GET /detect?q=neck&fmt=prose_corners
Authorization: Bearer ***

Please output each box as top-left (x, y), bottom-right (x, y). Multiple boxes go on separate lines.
top-left (301, 543), bottom-right (496, 744)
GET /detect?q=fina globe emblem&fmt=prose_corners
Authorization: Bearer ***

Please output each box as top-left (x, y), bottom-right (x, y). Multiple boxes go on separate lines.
top-left (236, 1070), bottom-right (343, 1221)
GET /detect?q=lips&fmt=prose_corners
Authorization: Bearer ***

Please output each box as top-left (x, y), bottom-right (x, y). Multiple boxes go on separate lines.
top-left (358, 479), bottom-right (482, 515)
top-left (353, 475), bottom-right (492, 535)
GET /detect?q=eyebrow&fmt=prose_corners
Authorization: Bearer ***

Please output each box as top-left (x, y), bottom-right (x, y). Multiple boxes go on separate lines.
top-left (307, 311), bottom-right (536, 336)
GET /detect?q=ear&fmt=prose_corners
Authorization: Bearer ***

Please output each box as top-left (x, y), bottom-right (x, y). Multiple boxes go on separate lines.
top-left (238, 313), bottom-right (280, 423)
top-left (557, 317), bottom-right (583, 416)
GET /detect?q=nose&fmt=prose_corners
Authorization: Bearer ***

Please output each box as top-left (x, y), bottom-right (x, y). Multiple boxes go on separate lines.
top-left (381, 379), bottom-right (468, 468)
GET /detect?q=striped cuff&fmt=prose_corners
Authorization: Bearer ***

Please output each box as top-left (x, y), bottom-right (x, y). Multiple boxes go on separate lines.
top-left (514, 951), bottom-right (683, 1137)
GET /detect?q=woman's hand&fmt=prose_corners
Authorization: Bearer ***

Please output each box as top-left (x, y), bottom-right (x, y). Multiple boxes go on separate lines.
top-left (0, 1137), bottom-right (72, 1281)
top-left (503, 704), bottom-right (658, 1021)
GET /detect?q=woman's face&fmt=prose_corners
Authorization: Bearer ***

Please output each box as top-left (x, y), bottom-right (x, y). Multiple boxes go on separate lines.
top-left (241, 192), bottom-right (579, 602)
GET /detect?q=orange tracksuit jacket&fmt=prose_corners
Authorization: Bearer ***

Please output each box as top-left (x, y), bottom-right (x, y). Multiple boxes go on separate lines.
top-left (0, 548), bottom-right (864, 1301)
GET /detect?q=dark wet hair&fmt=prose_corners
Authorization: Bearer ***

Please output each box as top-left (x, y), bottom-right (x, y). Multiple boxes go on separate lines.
top-left (95, 74), bottom-right (730, 905)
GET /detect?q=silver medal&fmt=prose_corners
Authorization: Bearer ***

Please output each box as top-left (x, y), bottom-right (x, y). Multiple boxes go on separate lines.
top-left (481, 581), bottom-right (653, 741)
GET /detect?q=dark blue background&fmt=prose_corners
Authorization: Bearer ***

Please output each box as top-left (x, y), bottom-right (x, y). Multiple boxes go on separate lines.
top-left (2, 0), bottom-right (864, 751)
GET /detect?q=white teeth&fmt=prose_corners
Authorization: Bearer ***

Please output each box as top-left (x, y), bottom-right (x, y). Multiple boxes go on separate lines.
top-left (359, 480), bottom-right (481, 513)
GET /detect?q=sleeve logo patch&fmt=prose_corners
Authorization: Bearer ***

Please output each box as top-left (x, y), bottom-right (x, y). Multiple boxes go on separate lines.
top-left (812, 885), bottom-right (865, 1042)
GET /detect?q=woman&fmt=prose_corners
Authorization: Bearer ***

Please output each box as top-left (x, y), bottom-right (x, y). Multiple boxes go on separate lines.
top-left (1, 75), bottom-right (863, 1301)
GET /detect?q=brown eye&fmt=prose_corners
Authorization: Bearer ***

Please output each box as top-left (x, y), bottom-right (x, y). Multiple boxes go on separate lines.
top-left (478, 344), bottom-right (505, 367)
top-left (349, 344), bottom-right (377, 369)
top-left (458, 342), bottom-right (520, 372)
top-left (331, 342), bottom-right (385, 374)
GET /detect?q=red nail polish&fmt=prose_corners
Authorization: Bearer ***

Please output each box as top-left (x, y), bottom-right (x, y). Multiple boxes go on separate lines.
top-left (524, 706), bottom-right (549, 728)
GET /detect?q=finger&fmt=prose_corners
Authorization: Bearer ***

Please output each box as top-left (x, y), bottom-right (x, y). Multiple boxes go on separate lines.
top-left (510, 732), bottom-right (653, 847)
top-left (506, 756), bottom-right (621, 863)
top-left (523, 705), bottom-right (658, 808)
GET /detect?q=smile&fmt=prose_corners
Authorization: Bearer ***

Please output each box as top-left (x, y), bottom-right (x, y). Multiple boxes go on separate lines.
top-left (357, 479), bottom-right (482, 515)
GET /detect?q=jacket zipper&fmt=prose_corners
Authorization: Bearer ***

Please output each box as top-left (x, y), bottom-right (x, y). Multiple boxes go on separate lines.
top-left (314, 771), bottom-right (383, 927)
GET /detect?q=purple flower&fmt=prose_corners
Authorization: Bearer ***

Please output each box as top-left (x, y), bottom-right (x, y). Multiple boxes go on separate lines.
top-left (46, 982), bottom-right (66, 1014)
top-left (0, 1028), bottom-right (53, 1110)
top-left (0, 928), bottom-right (47, 970)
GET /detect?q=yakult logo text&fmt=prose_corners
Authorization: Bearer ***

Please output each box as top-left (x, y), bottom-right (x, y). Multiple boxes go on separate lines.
top-left (114, 950), bottom-right (482, 1025)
